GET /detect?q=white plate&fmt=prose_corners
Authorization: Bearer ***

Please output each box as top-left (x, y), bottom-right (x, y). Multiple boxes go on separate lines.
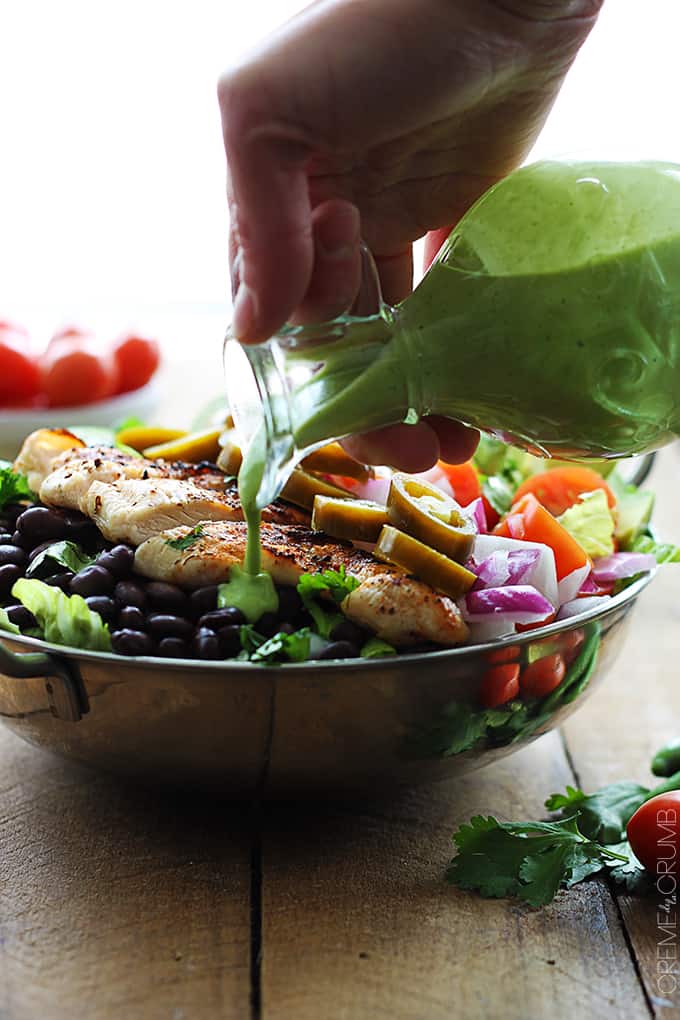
top-left (0, 380), bottom-right (160, 461)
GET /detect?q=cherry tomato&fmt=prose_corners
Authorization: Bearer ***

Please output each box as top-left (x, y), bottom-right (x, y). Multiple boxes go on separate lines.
top-left (558, 629), bottom-right (585, 665)
top-left (485, 644), bottom-right (521, 666)
top-left (40, 340), bottom-right (119, 407)
top-left (480, 664), bottom-right (520, 708)
top-left (113, 334), bottom-right (160, 393)
top-left (0, 322), bottom-right (41, 404)
top-left (626, 792), bottom-right (680, 875)
top-left (481, 495), bottom-right (500, 530)
top-left (519, 653), bottom-right (566, 699)
top-left (512, 466), bottom-right (616, 518)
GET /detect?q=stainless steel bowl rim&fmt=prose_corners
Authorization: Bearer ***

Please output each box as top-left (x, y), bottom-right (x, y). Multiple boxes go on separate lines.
top-left (0, 569), bottom-right (656, 674)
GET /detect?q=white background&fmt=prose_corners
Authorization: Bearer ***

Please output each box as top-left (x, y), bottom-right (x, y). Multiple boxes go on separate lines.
top-left (1, 0), bottom-right (679, 413)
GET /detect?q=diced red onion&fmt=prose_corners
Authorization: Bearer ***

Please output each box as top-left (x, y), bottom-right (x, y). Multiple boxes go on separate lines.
top-left (465, 617), bottom-right (517, 643)
top-left (471, 535), bottom-right (558, 609)
top-left (468, 497), bottom-right (488, 534)
top-left (579, 572), bottom-right (600, 595)
top-left (591, 552), bottom-right (656, 583)
top-left (462, 585), bottom-right (555, 624)
top-left (470, 548), bottom-right (541, 590)
top-left (557, 595), bottom-right (611, 620)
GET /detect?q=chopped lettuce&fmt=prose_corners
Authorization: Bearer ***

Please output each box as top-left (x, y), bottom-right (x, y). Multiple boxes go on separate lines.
top-left (0, 465), bottom-right (33, 510)
top-left (629, 533), bottom-right (680, 564)
top-left (26, 540), bottom-right (95, 578)
top-left (11, 578), bottom-right (111, 651)
top-left (607, 469), bottom-right (655, 547)
top-left (0, 608), bottom-right (20, 635)
top-left (557, 490), bottom-right (615, 558)
top-left (473, 438), bottom-right (535, 514)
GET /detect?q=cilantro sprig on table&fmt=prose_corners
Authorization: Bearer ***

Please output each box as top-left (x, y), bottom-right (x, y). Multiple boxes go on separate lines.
top-left (446, 755), bottom-right (680, 906)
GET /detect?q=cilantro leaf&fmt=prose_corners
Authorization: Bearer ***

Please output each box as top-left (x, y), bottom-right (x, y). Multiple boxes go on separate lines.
top-left (166, 525), bottom-right (205, 551)
top-left (360, 637), bottom-right (397, 658)
top-left (0, 466), bottom-right (34, 510)
top-left (447, 814), bottom-right (626, 907)
top-left (239, 624), bottom-right (266, 656)
top-left (250, 628), bottom-right (312, 664)
top-left (297, 566), bottom-right (360, 605)
top-left (26, 540), bottom-right (95, 578)
top-left (296, 567), bottom-right (360, 638)
top-left (545, 781), bottom-right (650, 844)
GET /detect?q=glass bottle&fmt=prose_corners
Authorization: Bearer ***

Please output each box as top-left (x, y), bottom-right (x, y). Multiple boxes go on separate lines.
top-left (225, 160), bottom-right (680, 508)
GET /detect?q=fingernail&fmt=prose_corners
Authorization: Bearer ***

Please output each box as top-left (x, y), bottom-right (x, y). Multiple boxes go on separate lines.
top-left (232, 283), bottom-right (258, 341)
top-left (316, 213), bottom-right (359, 262)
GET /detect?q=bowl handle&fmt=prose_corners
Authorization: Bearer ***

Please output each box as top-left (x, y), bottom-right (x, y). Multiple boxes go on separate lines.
top-left (0, 640), bottom-right (88, 722)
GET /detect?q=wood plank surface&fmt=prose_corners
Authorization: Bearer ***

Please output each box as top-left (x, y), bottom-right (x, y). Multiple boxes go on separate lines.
top-left (563, 447), bottom-right (680, 1018)
top-left (0, 731), bottom-right (252, 1020)
top-left (260, 733), bottom-right (648, 1020)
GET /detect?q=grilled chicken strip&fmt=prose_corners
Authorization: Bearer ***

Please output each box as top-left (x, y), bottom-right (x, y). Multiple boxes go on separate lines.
top-left (134, 521), bottom-right (468, 647)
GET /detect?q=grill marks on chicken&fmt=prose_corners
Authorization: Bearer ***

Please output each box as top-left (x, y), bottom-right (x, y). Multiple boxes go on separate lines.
top-left (135, 521), bottom-right (468, 647)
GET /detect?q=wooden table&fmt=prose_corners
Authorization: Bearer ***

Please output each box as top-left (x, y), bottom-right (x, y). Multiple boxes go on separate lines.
top-left (0, 361), bottom-right (678, 1018)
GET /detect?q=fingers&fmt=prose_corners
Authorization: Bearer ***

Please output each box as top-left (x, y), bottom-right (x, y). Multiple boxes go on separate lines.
top-left (342, 416), bottom-right (479, 472)
top-left (293, 200), bottom-right (363, 325)
top-left (427, 416), bottom-right (480, 463)
top-left (218, 75), bottom-right (314, 343)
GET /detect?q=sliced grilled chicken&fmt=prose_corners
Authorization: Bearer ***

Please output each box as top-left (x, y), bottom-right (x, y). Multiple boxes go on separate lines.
top-left (134, 521), bottom-right (468, 647)
top-left (80, 477), bottom-right (304, 545)
top-left (14, 428), bottom-right (86, 493)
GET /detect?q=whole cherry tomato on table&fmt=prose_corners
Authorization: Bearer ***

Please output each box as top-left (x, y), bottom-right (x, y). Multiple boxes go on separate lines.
top-left (626, 791), bottom-right (680, 875)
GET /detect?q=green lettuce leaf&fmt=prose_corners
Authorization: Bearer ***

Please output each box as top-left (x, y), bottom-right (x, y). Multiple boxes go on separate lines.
top-left (11, 578), bottom-right (111, 651)
top-left (0, 608), bottom-right (20, 634)
top-left (557, 489), bottom-right (615, 557)
top-left (360, 637), bottom-right (397, 658)
top-left (629, 533), bottom-right (680, 563)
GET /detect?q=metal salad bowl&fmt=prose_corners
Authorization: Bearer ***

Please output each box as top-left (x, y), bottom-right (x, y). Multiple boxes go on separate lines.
top-left (0, 571), bottom-right (655, 797)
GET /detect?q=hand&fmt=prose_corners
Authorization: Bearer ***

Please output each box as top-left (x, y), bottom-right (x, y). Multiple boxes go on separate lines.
top-left (218, 0), bottom-right (602, 470)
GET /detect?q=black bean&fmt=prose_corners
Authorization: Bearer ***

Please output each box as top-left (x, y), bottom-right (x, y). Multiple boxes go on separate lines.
top-left (257, 611), bottom-right (280, 638)
top-left (62, 512), bottom-right (99, 543)
top-left (70, 565), bottom-right (114, 598)
top-left (277, 586), bottom-right (303, 619)
top-left (117, 605), bottom-right (146, 631)
top-left (4, 604), bottom-right (36, 630)
top-left (146, 581), bottom-right (189, 616)
top-left (16, 506), bottom-right (69, 543)
top-left (0, 544), bottom-right (28, 568)
top-left (0, 564), bottom-right (23, 598)
top-left (114, 580), bottom-right (147, 610)
top-left (189, 585), bottom-right (219, 618)
top-left (317, 640), bottom-right (359, 661)
top-left (84, 596), bottom-right (117, 624)
top-left (157, 636), bottom-right (190, 658)
top-left (111, 629), bottom-right (155, 657)
top-left (3, 504), bottom-right (26, 527)
top-left (192, 627), bottom-right (221, 660)
top-left (11, 529), bottom-right (33, 551)
top-left (330, 619), bottom-right (366, 646)
top-left (0, 532), bottom-right (14, 545)
top-left (278, 622), bottom-right (296, 635)
top-left (217, 624), bottom-right (242, 658)
top-left (44, 571), bottom-right (74, 591)
top-left (95, 545), bottom-right (135, 578)
top-left (198, 607), bottom-right (245, 631)
top-left (146, 614), bottom-right (195, 641)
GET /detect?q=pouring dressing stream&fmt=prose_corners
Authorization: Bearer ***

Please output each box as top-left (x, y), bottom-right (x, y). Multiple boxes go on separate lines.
top-left (226, 160), bottom-right (680, 589)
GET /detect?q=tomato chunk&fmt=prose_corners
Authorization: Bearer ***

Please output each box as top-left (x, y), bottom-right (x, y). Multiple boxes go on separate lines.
top-left (480, 664), bottom-right (520, 708)
top-left (519, 653), bottom-right (566, 699)
top-left (513, 466), bottom-right (616, 517)
top-left (437, 460), bottom-right (481, 507)
top-left (494, 493), bottom-right (590, 580)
